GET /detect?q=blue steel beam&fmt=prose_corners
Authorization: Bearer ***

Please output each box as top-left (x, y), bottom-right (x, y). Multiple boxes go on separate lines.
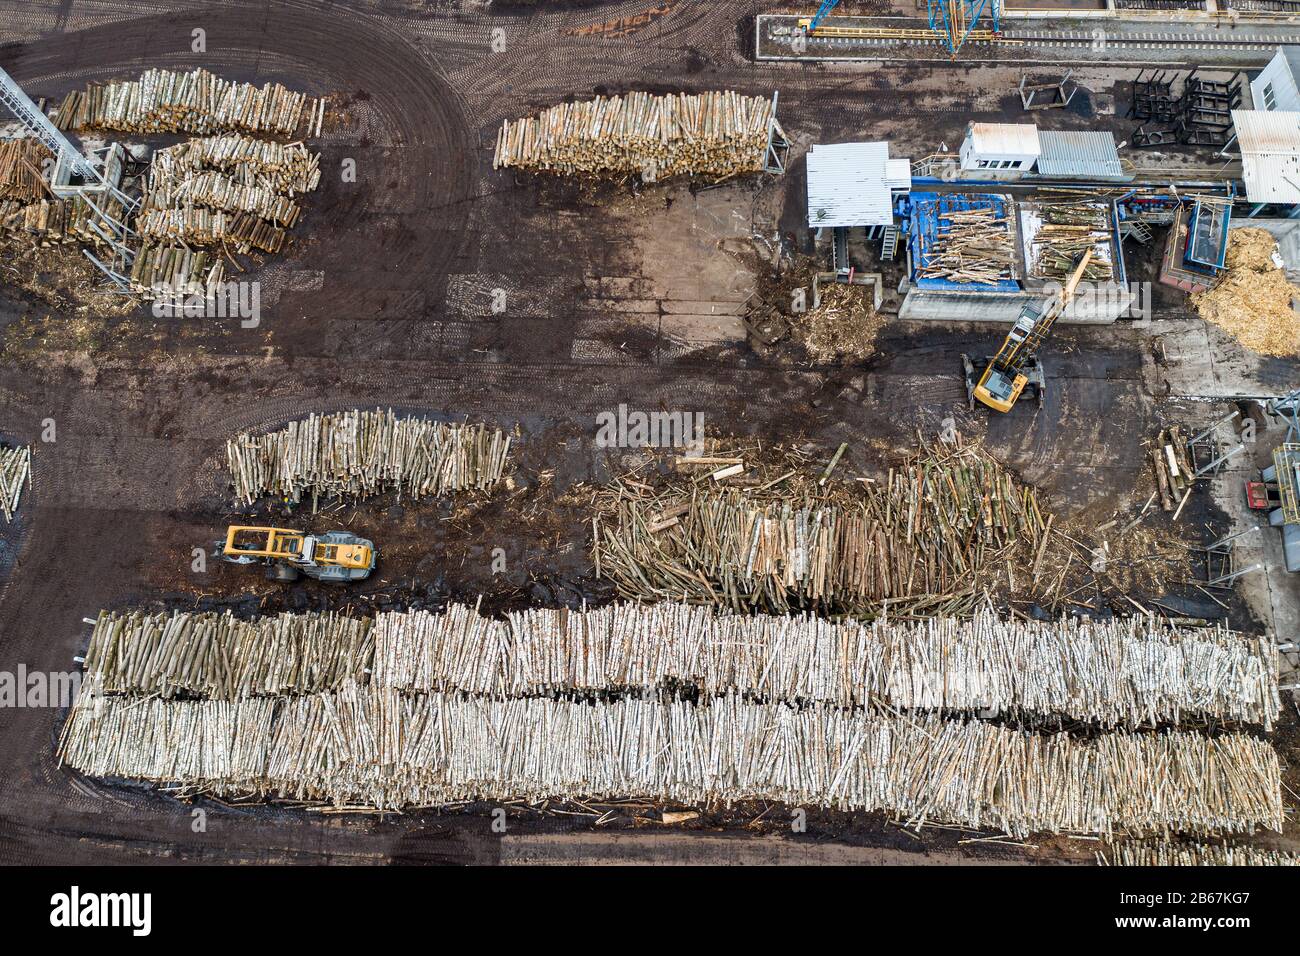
top-left (927, 0), bottom-right (1001, 55)
top-left (807, 0), bottom-right (842, 32)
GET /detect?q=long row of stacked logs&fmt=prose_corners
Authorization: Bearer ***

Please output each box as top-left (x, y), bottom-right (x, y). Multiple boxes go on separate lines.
top-left (493, 90), bottom-right (781, 180)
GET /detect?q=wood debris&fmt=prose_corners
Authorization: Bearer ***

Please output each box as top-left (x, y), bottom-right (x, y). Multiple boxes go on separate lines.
top-left (493, 90), bottom-right (781, 180)
top-left (225, 408), bottom-right (512, 505)
top-left (795, 282), bottom-right (885, 362)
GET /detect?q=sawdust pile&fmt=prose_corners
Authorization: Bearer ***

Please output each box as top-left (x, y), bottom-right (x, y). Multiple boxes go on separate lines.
top-left (1191, 228), bottom-right (1300, 357)
top-left (794, 282), bottom-right (885, 362)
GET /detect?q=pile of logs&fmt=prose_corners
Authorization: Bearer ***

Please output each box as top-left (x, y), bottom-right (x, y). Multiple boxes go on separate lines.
top-left (1030, 201), bottom-right (1115, 281)
top-left (916, 202), bottom-right (1016, 284)
top-left (0, 445), bottom-right (31, 521)
top-left (226, 409), bottom-right (513, 505)
top-left (0, 194), bottom-right (130, 247)
top-left (145, 167), bottom-right (302, 228)
top-left (155, 135), bottom-right (321, 195)
top-left (83, 610), bottom-right (372, 698)
top-left (136, 207), bottom-right (288, 254)
top-left (54, 69), bottom-right (323, 137)
top-left (1102, 840), bottom-right (1300, 866)
top-left (57, 684), bottom-right (1284, 835)
top-left (76, 603), bottom-right (1280, 726)
top-left (0, 138), bottom-right (51, 202)
top-left (493, 90), bottom-right (781, 179)
top-left (592, 442), bottom-right (1051, 616)
top-left (128, 243), bottom-right (225, 299)
top-left (1152, 425), bottom-right (1197, 513)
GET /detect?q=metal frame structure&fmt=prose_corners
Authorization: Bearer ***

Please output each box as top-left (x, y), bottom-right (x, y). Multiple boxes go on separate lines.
top-left (801, 0), bottom-right (1001, 56)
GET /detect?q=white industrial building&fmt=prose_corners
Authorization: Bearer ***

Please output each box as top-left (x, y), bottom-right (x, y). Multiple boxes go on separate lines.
top-left (1251, 47), bottom-right (1300, 113)
top-left (805, 141), bottom-right (911, 228)
top-left (957, 123), bottom-right (1127, 182)
top-left (959, 123), bottom-right (1041, 177)
top-left (1230, 109), bottom-right (1300, 216)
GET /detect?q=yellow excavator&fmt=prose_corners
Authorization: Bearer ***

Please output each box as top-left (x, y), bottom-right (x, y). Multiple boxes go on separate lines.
top-left (962, 250), bottom-right (1092, 414)
top-left (216, 525), bottom-right (377, 583)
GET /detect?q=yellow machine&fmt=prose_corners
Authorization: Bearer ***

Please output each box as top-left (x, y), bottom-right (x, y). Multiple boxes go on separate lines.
top-left (218, 525), bottom-right (377, 583)
top-left (963, 251), bottom-right (1093, 414)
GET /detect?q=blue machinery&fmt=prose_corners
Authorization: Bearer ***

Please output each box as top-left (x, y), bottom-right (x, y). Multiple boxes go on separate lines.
top-left (802, 0), bottom-right (1002, 57)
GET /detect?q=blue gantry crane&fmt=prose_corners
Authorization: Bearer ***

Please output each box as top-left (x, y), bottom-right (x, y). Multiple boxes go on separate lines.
top-left (798, 0), bottom-right (1002, 57)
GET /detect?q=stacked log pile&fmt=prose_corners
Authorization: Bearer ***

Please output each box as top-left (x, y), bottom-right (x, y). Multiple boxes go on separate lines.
top-left (1030, 201), bottom-right (1114, 281)
top-left (592, 443), bottom-right (1050, 616)
top-left (1102, 840), bottom-right (1300, 866)
top-left (83, 610), bottom-right (372, 698)
top-left (0, 193), bottom-right (130, 246)
top-left (77, 603), bottom-right (1280, 726)
top-left (128, 243), bottom-right (225, 299)
top-left (492, 90), bottom-right (780, 179)
top-left (137, 135), bottom-right (318, 254)
top-left (53, 69), bottom-right (323, 137)
top-left (0, 138), bottom-right (51, 202)
top-left (225, 409), bottom-right (512, 505)
top-left (1, 445), bottom-right (31, 521)
top-left (57, 684), bottom-right (1284, 835)
top-left (916, 204), bottom-right (1015, 284)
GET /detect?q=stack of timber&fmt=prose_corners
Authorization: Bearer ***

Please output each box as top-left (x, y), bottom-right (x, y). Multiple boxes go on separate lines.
top-left (0, 193), bottom-right (129, 247)
top-left (53, 68), bottom-right (323, 137)
top-left (83, 610), bottom-right (371, 698)
top-left (144, 167), bottom-right (302, 227)
top-left (0, 445), bottom-right (31, 521)
top-left (154, 135), bottom-right (321, 195)
top-left (225, 409), bottom-right (512, 505)
top-left (78, 603), bottom-right (1280, 726)
top-left (0, 138), bottom-right (51, 202)
top-left (128, 243), bottom-right (225, 299)
top-left (916, 205), bottom-right (1015, 284)
top-left (492, 90), bottom-right (780, 179)
top-left (57, 684), bottom-right (1284, 835)
top-left (1029, 201), bottom-right (1114, 281)
top-left (592, 442), bottom-right (1051, 616)
top-left (136, 207), bottom-right (288, 254)
top-left (1102, 840), bottom-right (1300, 866)
top-left (1151, 425), bottom-right (1196, 513)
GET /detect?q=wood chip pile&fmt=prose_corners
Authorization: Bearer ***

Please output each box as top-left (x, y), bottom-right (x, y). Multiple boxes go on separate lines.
top-left (0, 138), bottom-right (51, 202)
top-left (75, 603), bottom-right (1279, 727)
top-left (56, 684), bottom-right (1283, 835)
top-left (593, 443), bottom-right (1050, 617)
top-left (1101, 840), bottom-right (1300, 866)
top-left (492, 90), bottom-right (780, 179)
top-left (53, 68), bottom-right (324, 137)
top-left (1191, 227), bottom-right (1300, 357)
top-left (225, 408), bottom-right (513, 505)
top-left (0, 445), bottom-right (31, 521)
top-left (796, 282), bottom-right (885, 362)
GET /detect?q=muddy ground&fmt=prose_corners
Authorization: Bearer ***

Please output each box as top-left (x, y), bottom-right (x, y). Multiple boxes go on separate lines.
top-left (0, 0), bottom-right (1293, 865)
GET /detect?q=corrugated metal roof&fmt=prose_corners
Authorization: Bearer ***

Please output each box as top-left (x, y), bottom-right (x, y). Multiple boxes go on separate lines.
top-left (885, 157), bottom-right (911, 188)
top-left (967, 123), bottom-right (1041, 157)
top-left (805, 142), bottom-right (900, 227)
top-left (1233, 109), bottom-right (1300, 153)
top-left (1035, 130), bottom-right (1122, 178)
top-left (1232, 110), bottom-right (1300, 203)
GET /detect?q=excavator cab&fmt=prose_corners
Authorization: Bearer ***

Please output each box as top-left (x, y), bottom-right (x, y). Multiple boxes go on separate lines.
top-left (217, 525), bottom-right (377, 583)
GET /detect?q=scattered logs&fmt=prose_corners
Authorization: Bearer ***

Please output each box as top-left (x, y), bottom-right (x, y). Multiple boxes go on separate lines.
top-left (0, 445), bottom-right (31, 521)
top-left (0, 138), bottom-right (51, 202)
top-left (1102, 840), bottom-right (1300, 866)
